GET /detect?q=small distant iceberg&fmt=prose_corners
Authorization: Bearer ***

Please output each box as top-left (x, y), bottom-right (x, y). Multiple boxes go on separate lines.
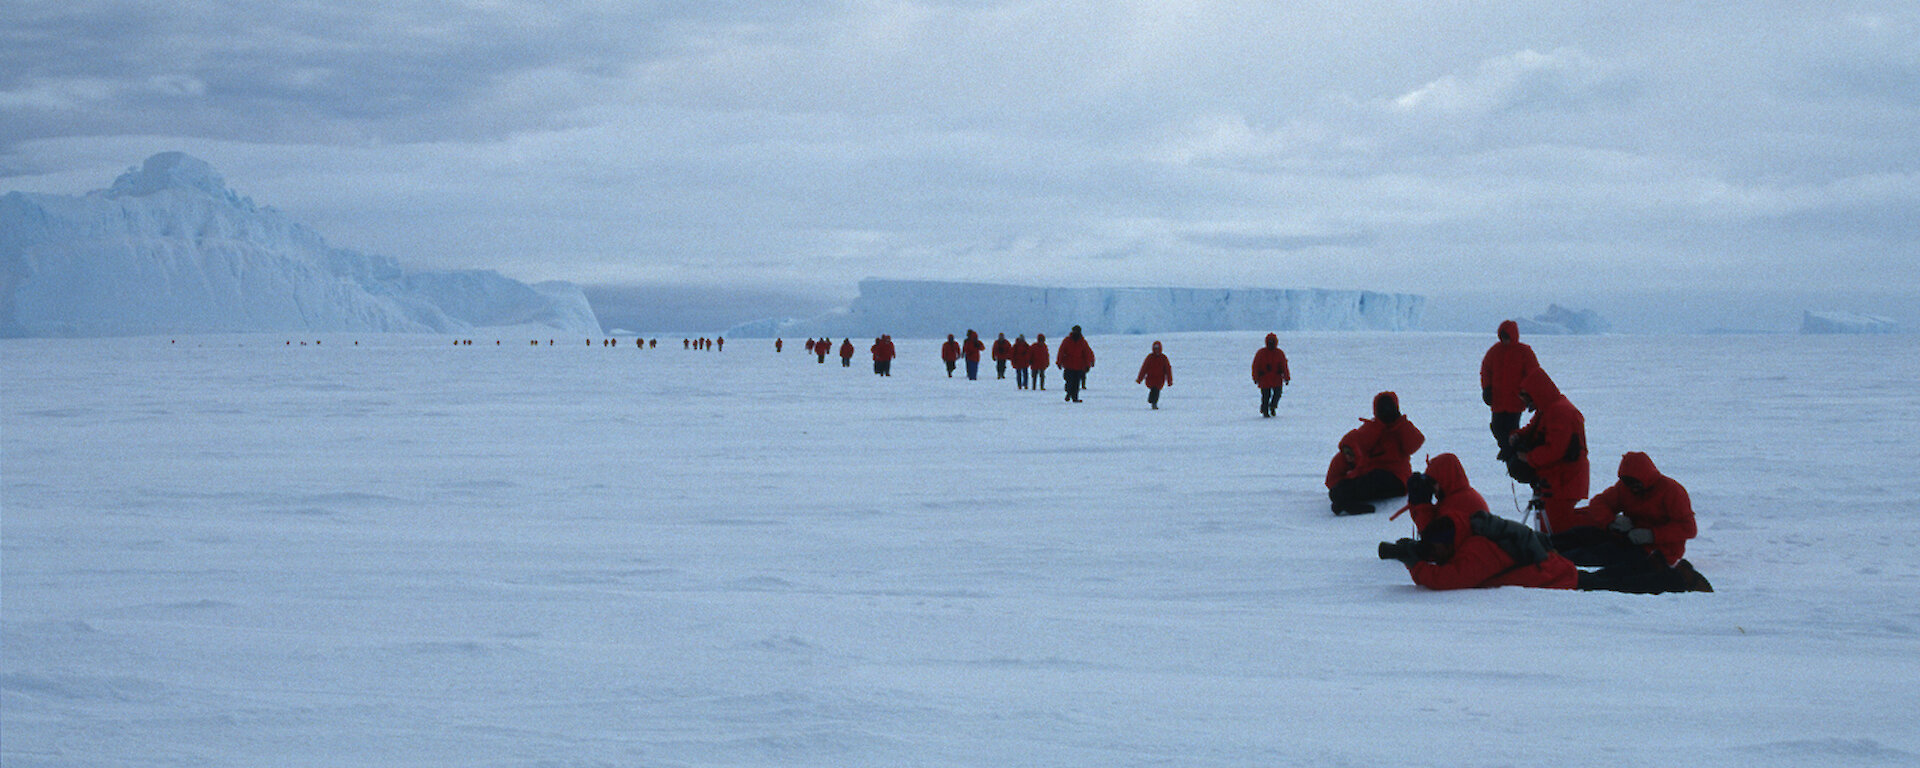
top-left (1801, 311), bottom-right (1899, 334)
top-left (1515, 304), bottom-right (1610, 335)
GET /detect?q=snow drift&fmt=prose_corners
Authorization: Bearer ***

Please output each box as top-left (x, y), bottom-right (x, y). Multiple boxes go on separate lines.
top-left (0, 153), bottom-right (600, 337)
top-left (729, 278), bottom-right (1424, 338)
top-left (1801, 310), bottom-right (1899, 334)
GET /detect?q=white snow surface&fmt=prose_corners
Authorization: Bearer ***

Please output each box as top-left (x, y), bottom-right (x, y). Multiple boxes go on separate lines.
top-left (3, 331), bottom-right (1919, 767)
top-left (0, 153), bottom-right (600, 338)
top-left (728, 278), bottom-right (1425, 339)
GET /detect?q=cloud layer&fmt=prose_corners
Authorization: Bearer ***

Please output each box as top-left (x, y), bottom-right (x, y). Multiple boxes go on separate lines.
top-left (5, 1), bottom-right (1917, 316)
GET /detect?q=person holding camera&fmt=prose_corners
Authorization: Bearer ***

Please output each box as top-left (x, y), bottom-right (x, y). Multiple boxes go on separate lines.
top-left (1325, 392), bottom-right (1425, 516)
top-left (1554, 452), bottom-right (1713, 593)
top-left (1503, 368), bottom-right (1596, 534)
top-left (1378, 453), bottom-right (1579, 590)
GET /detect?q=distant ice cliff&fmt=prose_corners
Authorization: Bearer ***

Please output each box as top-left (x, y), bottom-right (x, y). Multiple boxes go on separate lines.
top-left (729, 278), bottom-right (1424, 338)
top-left (1, 152), bottom-right (599, 337)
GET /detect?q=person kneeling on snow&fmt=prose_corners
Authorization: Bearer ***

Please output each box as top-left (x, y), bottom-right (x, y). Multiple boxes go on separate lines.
top-left (1378, 453), bottom-right (1579, 590)
top-left (1553, 452), bottom-right (1713, 594)
top-left (1325, 392), bottom-right (1425, 516)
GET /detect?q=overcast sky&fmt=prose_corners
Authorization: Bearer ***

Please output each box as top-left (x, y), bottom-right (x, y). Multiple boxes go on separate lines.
top-left (3, 1), bottom-right (1916, 328)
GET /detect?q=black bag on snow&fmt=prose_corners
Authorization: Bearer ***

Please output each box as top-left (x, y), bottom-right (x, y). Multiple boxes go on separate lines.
top-left (1469, 511), bottom-right (1550, 567)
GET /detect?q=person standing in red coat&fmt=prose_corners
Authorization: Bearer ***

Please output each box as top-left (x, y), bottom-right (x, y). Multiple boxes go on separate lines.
top-left (1325, 392), bottom-right (1426, 516)
top-left (837, 338), bottom-right (854, 367)
top-left (1251, 333), bottom-right (1291, 418)
top-left (775, 338), bottom-right (783, 353)
top-left (962, 330), bottom-right (986, 380)
top-left (991, 333), bottom-right (1013, 380)
top-left (1011, 335), bottom-right (1031, 389)
top-left (1480, 320), bottom-right (1541, 454)
top-left (1504, 368), bottom-right (1593, 534)
top-left (940, 334), bottom-right (961, 377)
top-left (1378, 453), bottom-right (1579, 590)
top-left (1055, 325), bottom-right (1095, 403)
top-left (870, 334), bottom-right (896, 376)
top-left (1028, 334), bottom-right (1050, 391)
top-left (1134, 341), bottom-right (1172, 409)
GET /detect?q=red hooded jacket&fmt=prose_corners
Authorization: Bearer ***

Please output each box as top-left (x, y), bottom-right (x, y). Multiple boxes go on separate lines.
top-left (1056, 332), bottom-right (1094, 371)
top-left (963, 332), bottom-right (985, 363)
top-left (1251, 333), bottom-right (1291, 388)
top-left (1011, 338), bottom-right (1031, 369)
top-left (839, 339), bottom-right (854, 360)
top-left (992, 336), bottom-right (1013, 362)
top-left (1028, 336), bottom-right (1050, 369)
top-left (1514, 368), bottom-right (1590, 501)
top-left (1135, 343), bottom-right (1172, 388)
top-left (1406, 454), bottom-right (1579, 590)
top-left (1327, 393), bottom-right (1426, 485)
top-left (941, 336), bottom-right (961, 363)
top-left (1480, 320), bottom-right (1541, 413)
top-left (1583, 452), bottom-right (1696, 565)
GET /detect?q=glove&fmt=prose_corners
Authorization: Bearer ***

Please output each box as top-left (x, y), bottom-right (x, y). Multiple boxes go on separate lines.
top-left (1628, 528), bottom-right (1654, 546)
top-left (1405, 472), bottom-right (1435, 507)
top-left (1608, 514), bottom-right (1634, 534)
top-left (1482, 386), bottom-right (1492, 406)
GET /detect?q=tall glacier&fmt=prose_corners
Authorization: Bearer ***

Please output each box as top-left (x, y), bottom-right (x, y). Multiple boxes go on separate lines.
top-left (729, 279), bottom-right (1424, 338)
top-left (1, 152), bottom-right (600, 337)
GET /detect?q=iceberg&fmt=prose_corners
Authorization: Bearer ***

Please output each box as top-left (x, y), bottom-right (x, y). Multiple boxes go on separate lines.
top-left (1801, 310), bottom-right (1899, 334)
top-left (728, 278), bottom-right (1424, 338)
top-left (1, 152), bottom-right (599, 338)
top-left (1514, 304), bottom-right (1610, 335)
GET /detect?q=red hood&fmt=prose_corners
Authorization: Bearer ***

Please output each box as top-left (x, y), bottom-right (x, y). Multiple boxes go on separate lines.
top-left (1425, 453), bottom-right (1472, 498)
top-left (1152, 341), bottom-right (1163, 352)
top-left (1617, 451), bottom-right (1661, 486)
top-left (1265, 333), bottom-right (1278, 348)
top-left (1520, 367), bottom-right (1563, 404)
top-left (1498, 319), bottom-right (1519, 343)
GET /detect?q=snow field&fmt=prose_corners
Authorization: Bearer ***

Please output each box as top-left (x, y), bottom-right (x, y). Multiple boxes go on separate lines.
top-left (3, 331), bottom-right (1918, 767)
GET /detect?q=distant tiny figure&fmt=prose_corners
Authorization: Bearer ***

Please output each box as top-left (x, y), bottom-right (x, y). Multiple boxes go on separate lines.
top-left (1135, 341), bottom-right (1172, 409)
top-left (1326, 392), bottom-right (1426, 516)
top-left (941, 334), bottom-right (961, 377)
top-left (1251, 333), bottom-right (1291, 418)
top-left (683, 338), bottom-right (690, 350)
top-left (1011, 335), bottom-right (1032, 389)
top-left (1480, 319), bottom-right (1540, 454)
top-left (776, 338), bottom-right (784, 353)
top-left (1028, 334), bottom-right (1050, 390)
top-left (839, 338), bottom-right (854, 367)
top-left (872, 334), bottom-right (896, 376)
top-left (992, 333), bottom-right (1012, 379)
top-left (1056, 326), bottom-right (1095, 403)
top-left (716, 337), bottom-right (724, 351)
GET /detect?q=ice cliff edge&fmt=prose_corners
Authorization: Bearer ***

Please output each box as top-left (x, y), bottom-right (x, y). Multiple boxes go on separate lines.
top-left (729, 279), bottom-right (1424, 338)
top-left (1, 152), bottom-right (599, 337)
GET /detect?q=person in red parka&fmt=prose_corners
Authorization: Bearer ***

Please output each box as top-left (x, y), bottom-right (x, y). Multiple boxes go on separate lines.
top-left (1557, 452), bottom-right (1713, 593)
top-left (1055, 325), bottom-right (1095, 403)
top-left (941, 334), bottom-right (961, 377)
top-left (991, 333), bottom-right (1013, 380)
top-left (1504, 368), bottom-right (1594, 533)
top-left (1134, 340), bottom-right (1172, 409)
top-left (1480, 320), bottom-right (1541, 454)
top-left (1251, 332), bottom-right (1291, 418)
top-left (1380, 453), bottom-right (1579, 590)
top-left (871, 334), bottom-right (896, 376)
top-left (775, 338), bottom-right (783, 353)
top-left (838, 338), bottom-right (854, 367)
top-left (1011, 335), bottom-right (1032, 389)
top-left (1028, 333), bottom-right (1050, 391)
top-left (962, 330), bottom-right (986, 380)
top-left (1325, 392), bottom-right (1426, 516)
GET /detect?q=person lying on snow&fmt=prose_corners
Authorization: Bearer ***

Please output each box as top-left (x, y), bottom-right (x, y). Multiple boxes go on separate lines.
top-left (1378, 454), bottom-right (1711, 593)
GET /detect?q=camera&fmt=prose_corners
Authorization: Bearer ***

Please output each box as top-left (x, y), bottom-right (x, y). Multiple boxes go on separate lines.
top-left (1378, 538), bottom-right (1421, 563)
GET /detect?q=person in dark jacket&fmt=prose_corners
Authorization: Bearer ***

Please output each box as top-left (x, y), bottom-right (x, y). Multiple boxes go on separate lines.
top-left (1011, 335), bottom-right (1032, 389)
top-left (1134, 341), bottom-right (1172, 409)
top-left (1504, 368), bottom-right (1592, 534)
top-left (1379, 453), bottom-right (1580, 590)
top-left (992, 333), bottom-right (1013, 380)
top-left (1028, 334), bottom-right (1050, 391)
top-left (963, 330), bottom-right (986, 380)
top-left (1480, 320), bottom-right (1541, 454)
top-left (941, 334), bottom-right (961, 377)
top-left (1556, 452), bottom-right (1713, 593)
top-left (1055, 326), bottom-right (1095, 402)
top-left (1251, 333), bottom-right (1291, 418)
top-left (1325, 392), bottom-right (1426, 516)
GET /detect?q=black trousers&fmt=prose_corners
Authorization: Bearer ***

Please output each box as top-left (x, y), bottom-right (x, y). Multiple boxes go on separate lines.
top-left (1146, 387), bottom-right (1161, 406)
top-left (1063, 369), bottom-right (1087, 401)
top-left (996, 360), bottom-right (1008, 378)
top-left (1329, 469), bottom-right (1406, 512)
top-left (1260, 387), bottom-right (1282, 414)
top-left (1491, 411), bottom-right (1522, 451)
